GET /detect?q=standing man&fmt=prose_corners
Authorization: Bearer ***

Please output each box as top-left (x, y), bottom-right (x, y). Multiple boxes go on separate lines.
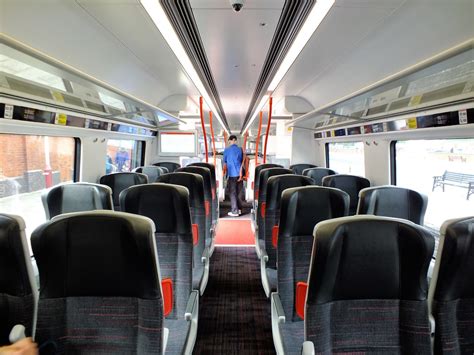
top-left (223, 135), bottom-right (243, 217)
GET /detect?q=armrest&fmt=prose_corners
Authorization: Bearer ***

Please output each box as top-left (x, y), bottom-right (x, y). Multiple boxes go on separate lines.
top-left (162, 327), bottom-right (169, 354)
top-left (261, 248), bottom-right (268, 262)
top-left (185, 290), bottom-right (199, 321)
top-left (271, 293), bottom-right (286, 324)
top-left (301, 341), bottom-right (315, 355)
top-left (201, 247), bottom-right (210, 264)
top-left (429, 315), bottom-right (435, 336)
top-left (9, 324), bottom-right (26, 343)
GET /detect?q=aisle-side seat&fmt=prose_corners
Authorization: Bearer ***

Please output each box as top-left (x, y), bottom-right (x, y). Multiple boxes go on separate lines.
top-left (271, 187), bottom-right (349, 354)
top-left (99, 172), bottom-right (148, 211)
top-left (289, 163), bottom-right (317, 175)
top-left (357, 185), bottom-right (428, 225)
top-left (253, 164), bottom-right (283, 209)
top-left (31, 211), bottom-right (168, 354)
top-left (260, 175), bottom-right (314, 296)
top-left (322, 174), bottom-right (370, 215)
top-left (157, 172), bottom-right (209, 295)
top-left (120, 184), bottom-right (198, 354)
top-left (133, 166), bottom-right (167, 182)
top-left (42, 182), bottom-right (113, 219)
top-left (153, 161), bottom-right (181, 173)
top-left (302, 167), bottom-right (336, 186)
top-left (0, 214), bottom-right (37, 346)
top-left (278, 216), bottom-right (434, 354)
top-left (429, 216), bottom-right (474, 354)
top-left (189, 163), bottom-right (219, 229)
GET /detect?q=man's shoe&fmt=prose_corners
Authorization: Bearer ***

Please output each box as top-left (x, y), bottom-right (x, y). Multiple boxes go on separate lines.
top-left (228, 211), bottom-right (239, 217)
top-left (238, 209), bottom-right (242, 215)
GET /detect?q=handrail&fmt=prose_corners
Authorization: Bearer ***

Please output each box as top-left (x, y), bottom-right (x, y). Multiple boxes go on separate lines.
top-left (263, 97), bottom-right (273, 164)
top-left (255, 111), bottom-right (263, 165)
top-left (209, 111), bottom-right (217, 166)
top-left (199, 97), bottom-right (209, 163)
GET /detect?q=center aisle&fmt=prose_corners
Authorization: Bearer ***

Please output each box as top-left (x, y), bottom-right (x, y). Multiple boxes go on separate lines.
top-left (193, 246), bottom-right (276, 354)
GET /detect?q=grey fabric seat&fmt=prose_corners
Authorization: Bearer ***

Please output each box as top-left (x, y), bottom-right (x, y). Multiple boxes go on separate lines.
top-left (31, 211), bottom-right (166, 354)
top-left (302, 167), bottom-right (336, 185)
top-left (99, 172), bottom-right (148, 211)
top-left (429, 216), bottom-right (474, 355)
top-left (153, 162), bottom-right (181, 173)
top-left (302, 216), bottom-right (434, 354)
top-left (260, 175), bottom-right (314, 296)
top-left (133, 166), bottom-right (167, 182)
top-left (120, 183), bottom-right (199, 354)
top-left (0, 214), bottom-right (37, 346)
top-left (289, 163), bottom-right (317, 175)
top-left (322, 174), bottom-right (370, 215)
top-left (189, 163), bottom-right (219, 230)
top-left (270, 187), bottom-right (349, 354)
top-left (254, 164), bottom-right (283, 203)
top-left (157, 172), bottom-right (209, 295)
top-left (357, 185), bottom-right (428, 224)
top-left (42, 182), bottom-right (113, 219)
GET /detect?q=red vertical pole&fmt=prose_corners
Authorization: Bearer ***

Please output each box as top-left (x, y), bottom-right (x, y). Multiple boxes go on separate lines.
top-left (199, 97), bottom-right (209, 163)
top-left (255, 111), bottom-right (263, 166)
top-left (263, 97), bottom-right (273, 164)
top-left (209, 111), bottom-right (217, 166)
top-left (243, 131), bottom-right (248, 152)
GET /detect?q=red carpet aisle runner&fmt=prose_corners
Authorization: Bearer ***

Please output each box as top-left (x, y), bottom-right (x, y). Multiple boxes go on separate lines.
top-left (214, 219), bottom-right (255, 246)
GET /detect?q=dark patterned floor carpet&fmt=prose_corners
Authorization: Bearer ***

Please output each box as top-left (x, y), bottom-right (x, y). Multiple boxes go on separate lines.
top-left (193, 247), bottom-right (276, 354)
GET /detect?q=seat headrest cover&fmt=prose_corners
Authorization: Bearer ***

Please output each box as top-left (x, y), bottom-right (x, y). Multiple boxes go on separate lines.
top-left (99, 173), bottom-right (148, 205)
top-left (153, 162), bottom-right (181, 172)
top-left (266, 175), bottom-right (314, 210)
top-left (32, 211), bottom-right (160, 299)
top-left (302, 168), bottom-right (336, 185)
top-left (189, 162), bottom-right (216, 181)
top-left (176, 166), bottom-right (212, 197)
top-left (308, 215), bottom-right (434, 304)
top-left (120, 183), bottom-right (192, 234)
top-left (257, 168), bottom-right (293, 201)
top-left (254, 164), bottom-right (283, 188)
top-left (157, 172), bottom-right (204, 208)
top-left (279, 186), bottom-right (350, 236)
top-left (290, 163), bottom-right (317, 175)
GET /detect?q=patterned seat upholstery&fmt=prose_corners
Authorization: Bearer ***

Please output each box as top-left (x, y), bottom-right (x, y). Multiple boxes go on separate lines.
top-left (189, 162), bottom-right (219, 228)
top-left (261, 175), bottom-right (314, 296)
top-left (42, 182), bottom-right (113, 219)
top-left (133, 166), bottom-right (166, 182)
top-left (270, 186), bottom-right (349, 354)
top-left (253, 164), bottom-right (282, 202)
top-left (153, 161), bottom-right (181, 173)
top-left (120, 183), bottom-right (198, 354)
top-left (302, 167), bottom-right (336, 186)
top-left (289, 163), bottom-right (317, 175)
top-left (31, 211), bottom-right (165, 354)
top-left (0, 214), bottom-right (37, 346)
top-left (99, 172), bottom-right (148, 211)
top-left (357, 185), bottom-right (428, 224)
top-left (322, 174), bottom-right (370, 215)
top-left (429, 217), bottom-right (474, 354)
top-left (304, 216), bottom-right (434, 354)
top-left (157, 172), bottom-right (209, 295)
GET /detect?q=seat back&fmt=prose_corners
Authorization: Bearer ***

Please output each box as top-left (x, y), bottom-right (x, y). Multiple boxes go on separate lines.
top-left (42, 182), bottom-right (113, 219)
top-left (133, 166), bottom-right (166, 182)
top-left (0, 214), bottom-right (37, 345)
top-left (254, 164), bottom-right (282, 201)
top-left (277, 187), bottom-right (349, 322)
top-left (429, 217), bottom-right (474, 354)
top-left (302, 167), bottom-right (336, 185)
top-left (263, 175), bottom-right (314, 267)
top-left (99, 172), bottom-right (148, 210)
top-left (120, 184), bottom-right (193, 319)
top-left (31, 211), bottom-right (164, 353)
top-left (357, 185), bottom-right (428, 224)
top-left (322, 174), bottom-right (370, 215)
top-left (305, 215), bottom-right (434, 353)
top-left (289, 163), bottom-right (317, 175)
top-left (189, 162), bottom-right (218, 225)
top-left (153, 161), bottom-right (181, 173)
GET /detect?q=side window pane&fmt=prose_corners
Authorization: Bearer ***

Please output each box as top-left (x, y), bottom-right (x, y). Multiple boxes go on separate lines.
top-left (106, 139), bottom-right (143, 173)
top-left (395, 139), bottom-right (474, 230)
top-left (0, 134), bottom-right (76, 242)
top-left (327, 142), bottom-right (365, 176)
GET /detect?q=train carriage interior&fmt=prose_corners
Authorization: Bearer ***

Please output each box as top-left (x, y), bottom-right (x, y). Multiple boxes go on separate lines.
top-left (1, 0), bottom-right (473, 354)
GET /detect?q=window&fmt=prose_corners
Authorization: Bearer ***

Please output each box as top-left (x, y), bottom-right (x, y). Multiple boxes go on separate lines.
top-left (160, 132), bottom-right (196, 154)
top-left (106, 139), bottom-right (144, 173)
top-left (327, 142), bottom-right (365, 176)
top-left (394, 139), bottom-right (474, 230)
top-left (0, 134), bottom-right (77, 245)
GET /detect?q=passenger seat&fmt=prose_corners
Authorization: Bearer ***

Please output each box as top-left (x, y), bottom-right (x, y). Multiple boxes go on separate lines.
top-left (133, 166), bottom-right (167, 182)
top-left (322, 174), bottom-right (370, 215)
top-left (289, 163), bottom-right (317, 175)
top-left (302, 167), bottom-right (336, 185)
top-left (153, 161), bottom-right (181, 173)
top-left (99, 172), bottom-right (148, 211)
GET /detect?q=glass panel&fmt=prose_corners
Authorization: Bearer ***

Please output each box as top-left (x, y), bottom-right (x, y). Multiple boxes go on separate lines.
top-left (0, 134), bottom-right (76, 246)
top-left (328, 142), bottom-right (365, 176)
top-left (395, 139), bottom-right (474, 230)
top-left (106, 139), bottom-right (143, 173)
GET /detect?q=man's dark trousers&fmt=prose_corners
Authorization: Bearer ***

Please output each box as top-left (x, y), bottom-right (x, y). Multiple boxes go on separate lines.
top-left (228, 177), bottom-right (242, 213)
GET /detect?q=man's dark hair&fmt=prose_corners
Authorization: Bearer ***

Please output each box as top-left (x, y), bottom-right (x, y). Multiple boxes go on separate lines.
top-left (228, 135), bottom-right (237, 141)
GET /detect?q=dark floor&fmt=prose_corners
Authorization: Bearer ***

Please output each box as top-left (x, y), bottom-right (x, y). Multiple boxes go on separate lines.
top-left (219, 200), bottom-right (253, 218)
top-left (193, 247), bottom-right (276, 354)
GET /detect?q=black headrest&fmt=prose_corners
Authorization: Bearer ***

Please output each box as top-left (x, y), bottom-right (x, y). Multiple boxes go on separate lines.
top-left (120, 183), bottom-right (192, 234)
top-left (302, 168), bottom-right (337, 185)
top-left (133, 166), bottom-right (164, 183)
top-left (42, 183), bottom-right (113, 219)
top-left (432, 217), bottom-right (474, 301)
top-left (357, 186), bottom-right (428, 224)
top-left (157, 172), bottom-right (204, 208)
top-left (266, 175), bottom-right (314, 210)
top-left (153, 162), bottom-right (181, 173)
top-left (31, 211), bottom-right (160, 299)
top-left (322, 174), bottom-right (370, 214)
top-left (308, 216), bottom-right (434, 304)
top-left (189, 162), bottom-right (216, 188)
top-left (290, 163), bottom-right (317, 175)
top-left (176, 166), bottom-right (212, 200)
top-left (279, 186), bottom-right (349, 236)
top-left (254, 164), bottom-right (283, 191)
top-left (99, 172), bottom-right (148, 207)
top-left (257, 168), bottom-right (293, 202)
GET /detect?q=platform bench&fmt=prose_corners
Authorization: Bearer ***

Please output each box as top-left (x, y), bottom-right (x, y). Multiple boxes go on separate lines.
top-left (432, 171), bottom-right (474, 200)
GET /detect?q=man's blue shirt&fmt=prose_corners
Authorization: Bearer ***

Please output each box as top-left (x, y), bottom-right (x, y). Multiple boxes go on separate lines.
top-left (223, 144), bottom-right (243, 177)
